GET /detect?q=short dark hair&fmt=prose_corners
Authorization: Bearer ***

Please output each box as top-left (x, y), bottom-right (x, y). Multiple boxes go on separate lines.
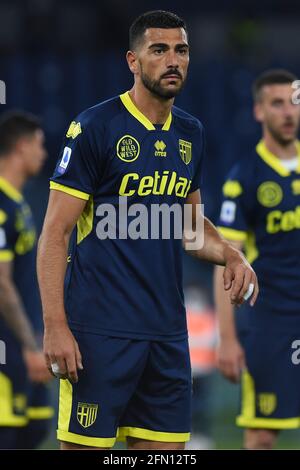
top-left (0, 110), bottom-right (41, 156)
top-left (252, 69), bottom-right (298, 102)
top-left (129, 10), bottom-right (187, 50)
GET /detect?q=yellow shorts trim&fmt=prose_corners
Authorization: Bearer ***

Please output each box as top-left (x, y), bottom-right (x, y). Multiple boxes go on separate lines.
top-left (118, 426), bottom-right (190, 443)
top-left (50, 181), bottom-right (90, 201)
top-left (27, 406), bottom-right (54, 420)
top-left (0, 372), bottom-right (28, 427)
top-left (57, 430), bottom-right (116, 448)
top-left (236, 416), bottom-right (300, 430)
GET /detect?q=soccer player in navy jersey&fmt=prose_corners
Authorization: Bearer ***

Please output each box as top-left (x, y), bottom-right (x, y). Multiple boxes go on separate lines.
top-left (37, 10), bottom-right (258, 450)
top-left (0, 111), bottom-right (53, 448)
top-left (215, 69), bottom-right (300, 449)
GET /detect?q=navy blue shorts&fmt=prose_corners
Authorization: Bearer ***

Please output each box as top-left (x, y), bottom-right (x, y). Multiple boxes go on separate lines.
top-left (237, 322), bottom-right (300, 429)
top-left (0, 328), bottom-right (54, 427)
top-left (57, 331), bottom-right (192, 448)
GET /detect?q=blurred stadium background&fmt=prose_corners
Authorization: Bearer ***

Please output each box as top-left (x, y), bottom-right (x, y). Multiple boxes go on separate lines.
top-left (1, 0), bottom-right (300, 449)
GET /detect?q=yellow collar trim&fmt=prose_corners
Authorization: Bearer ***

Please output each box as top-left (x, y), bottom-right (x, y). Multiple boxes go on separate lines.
top-left (256, 140), bottom-right (300, 176)
top-left (120, 91), bottom-right (172, 131)
top-left (0, 177), bottom-right (23, 202)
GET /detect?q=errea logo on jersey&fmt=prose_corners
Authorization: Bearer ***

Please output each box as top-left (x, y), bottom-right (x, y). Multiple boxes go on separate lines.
top-left (154, 140), bottom-right (167, 157)
top-left (58, 147), bottom-right (72, 174)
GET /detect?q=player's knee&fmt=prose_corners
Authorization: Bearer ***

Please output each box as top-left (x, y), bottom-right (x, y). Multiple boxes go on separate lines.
top-left (60, 441), bottom-right (111, 450)
top-left (244, 428), bottom-right (278, 450)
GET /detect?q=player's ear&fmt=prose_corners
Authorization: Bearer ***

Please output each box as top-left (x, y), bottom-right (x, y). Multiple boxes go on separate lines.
top-left (126, 50), bottom-right (139, 74)
top-left (254, 102), bottom-right (264, 123)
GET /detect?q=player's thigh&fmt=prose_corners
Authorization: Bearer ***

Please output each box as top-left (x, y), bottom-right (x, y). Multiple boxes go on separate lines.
top-left (238, 327), bottom-right (300, 427)
top-left (58, 331), bottom-right (149, 448)
top-left (119, 338), bottom-right (192, 444)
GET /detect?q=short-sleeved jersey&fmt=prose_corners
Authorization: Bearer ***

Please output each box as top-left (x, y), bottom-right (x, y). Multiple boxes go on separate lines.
top-left (218, 140), bottom-right (300, 322)
top-left (0, 177), bottom-right (42, 334)
top-left (50, 91), bottom-right (205, 340)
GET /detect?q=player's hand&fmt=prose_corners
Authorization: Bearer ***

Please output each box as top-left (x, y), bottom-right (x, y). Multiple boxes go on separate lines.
top-left (43, 322), bottom-right (83, 384)
top-left (23, 349), bottom-right (53, 383)
top-left (216, 337), bottom-right (246, 383)
top-left (223, 245), bottom-right (259, 306)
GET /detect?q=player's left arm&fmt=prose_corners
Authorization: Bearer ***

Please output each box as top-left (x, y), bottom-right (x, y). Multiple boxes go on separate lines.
top-left (184, 189), bottom-right (259, 306)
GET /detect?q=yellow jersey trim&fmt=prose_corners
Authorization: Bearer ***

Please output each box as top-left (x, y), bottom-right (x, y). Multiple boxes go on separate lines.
top-left (0, 250), bottom-right (14, 261)
top-left (256, 140), bottom-right (300, 177)
top-left (50, 181), bottom-right (90, 201)
top-left (57, 430), bottom-right (116, 448)
top-left (27, 406), bottom-right (55, 420)
top-left (118, 426), bottom-right (190, 443)
top-left (120, 91), bottom-right (172, 131)
top-left (0, 176), bottom-right (23, 202)
top-left (217, 227), bottom-right (247, 241)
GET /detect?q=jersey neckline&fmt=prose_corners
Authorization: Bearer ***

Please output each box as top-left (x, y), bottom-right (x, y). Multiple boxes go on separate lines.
top-left (119, 91), bottom-right (172, 131)
top-left (256, 140), bottom-right (300, 177)
top-left (0, 176), bottom-right (23, 202)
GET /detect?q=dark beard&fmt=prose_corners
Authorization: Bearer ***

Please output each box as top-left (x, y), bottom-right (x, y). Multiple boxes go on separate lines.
top-left (267, 122), bottom-right (298, 146)
top-left (141, 69), bottom-right (185, 100)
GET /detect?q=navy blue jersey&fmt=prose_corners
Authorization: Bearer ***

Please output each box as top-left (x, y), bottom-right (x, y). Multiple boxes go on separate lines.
top-left (0, 177), bottom-right (42, 333)
top-left (218, 140), bottom-right (300, 321)
top-left (50, 91), bottom-right (205, 340)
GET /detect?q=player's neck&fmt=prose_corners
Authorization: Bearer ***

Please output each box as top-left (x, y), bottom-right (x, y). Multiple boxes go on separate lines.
top-left (129, 86), bottom-right (174, 125)
top-left (263, 135), bottom-right (298, 160)
top-left (0, 158), bottom-right (26, 192)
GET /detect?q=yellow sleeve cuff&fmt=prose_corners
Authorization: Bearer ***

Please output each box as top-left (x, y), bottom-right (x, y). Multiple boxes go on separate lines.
top-left (217, 226), bottom-right (247, 241)
top-left (0, 250), bottom-right (14, 261)
top-left (50, 181), bottom-right (90, 201)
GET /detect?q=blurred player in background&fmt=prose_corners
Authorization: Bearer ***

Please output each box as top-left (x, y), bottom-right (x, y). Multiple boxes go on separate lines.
top-left (0, 111), bottom-right (53, 449)
top-left (215, 69), bottom-right (300, 449)
top-left (37, 10), bottom-right (257, 450)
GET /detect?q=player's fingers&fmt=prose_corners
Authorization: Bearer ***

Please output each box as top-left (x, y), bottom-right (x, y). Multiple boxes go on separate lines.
top-left (237, 268), bottom-right (253, 304)
top-left (74, 341), bottom-right (83, 371)
top-left (65, 353), bottom-right (79, 384)
top-left (250, 274), bottom-right (259, 306)
top-left (230, 266), bottom-right (245, 304)
top-left (219, 359), bottom-right (239, 383)
top-left (223, 267), bottom-right (233, 291)
top-left (49, 354), bottom-right (68, 379)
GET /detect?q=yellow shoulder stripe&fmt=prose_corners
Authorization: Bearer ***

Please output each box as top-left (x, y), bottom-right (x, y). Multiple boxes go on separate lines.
top-left (0, 177), bottom-right (23, 202)
top-left (50, 181), bottom-right (90, 201)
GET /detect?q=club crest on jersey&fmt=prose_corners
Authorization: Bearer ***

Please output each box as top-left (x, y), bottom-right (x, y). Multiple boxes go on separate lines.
top-left (257, 181), bottom-right (283, 207)
top-left (179, 139), bottom-right (192, 165)
top-left (58, 147), bottom-right (72, 174)
top-left (154, 140), bottom-right (167, 157)
top-left (258, 393), bottom-right (277, 416)
top-left (77, 402), bottom-right (98, 428)
top-left (117, 135), bottom-right (140, 163)
top-left (66, 121), bottom-right (82, 139)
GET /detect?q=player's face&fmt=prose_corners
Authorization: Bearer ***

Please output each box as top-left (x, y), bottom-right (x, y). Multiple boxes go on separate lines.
top-left (135, 27), bottom-right (189, 99)
top-left (255, 84), bottom-right (300, 145)
top-left (22, 129), bottom-right (47, 176)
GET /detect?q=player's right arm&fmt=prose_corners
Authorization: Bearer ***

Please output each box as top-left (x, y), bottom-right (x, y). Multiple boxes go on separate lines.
top-left (37, 190), bottom-right (86, 383)
top-left (213, 163), bottom-right (256, 382)
top-left (214, 240), bottom-right (246, 383)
